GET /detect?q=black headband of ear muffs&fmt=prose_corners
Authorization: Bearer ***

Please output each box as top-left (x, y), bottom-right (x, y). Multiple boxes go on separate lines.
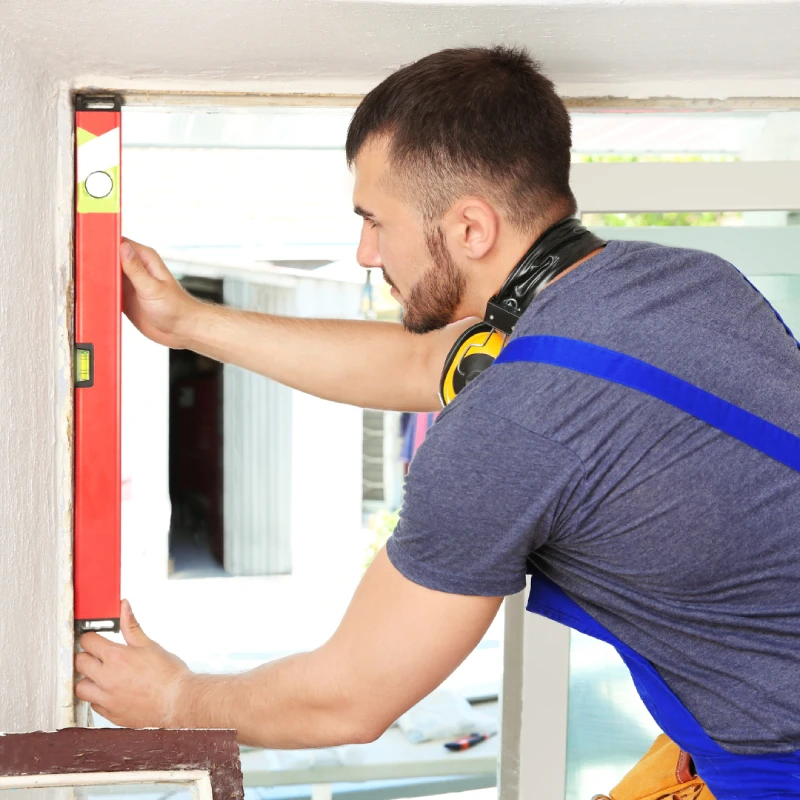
top-left (439, 217), bottom-right (606, 406)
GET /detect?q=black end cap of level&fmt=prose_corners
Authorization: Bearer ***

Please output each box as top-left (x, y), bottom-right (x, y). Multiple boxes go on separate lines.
top-left (74, 94), bottom-right (122, 112)
top-left (75, 618), bottom-right (121, 635)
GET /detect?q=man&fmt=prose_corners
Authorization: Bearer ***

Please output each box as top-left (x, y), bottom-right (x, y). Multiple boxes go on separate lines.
top-left (76, 47), bottom-right (800, 797)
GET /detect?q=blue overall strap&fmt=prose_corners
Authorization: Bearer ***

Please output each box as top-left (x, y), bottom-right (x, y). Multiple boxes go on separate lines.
top-left (495, 335), bottom-right (800, 798)
top-left (495, 335), bottom-right (800, 471)
top-left (526, 568), bottom-right (800, 800)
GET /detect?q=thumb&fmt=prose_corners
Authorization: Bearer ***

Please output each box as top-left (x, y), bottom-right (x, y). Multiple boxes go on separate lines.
top-left (120, 239), bottom-right (171, 290)
top-left (120, 599), bottom-right (150, 647)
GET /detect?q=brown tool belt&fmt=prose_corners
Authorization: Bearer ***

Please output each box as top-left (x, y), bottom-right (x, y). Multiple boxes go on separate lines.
top-left (592, 734), bottom-right (714, 800)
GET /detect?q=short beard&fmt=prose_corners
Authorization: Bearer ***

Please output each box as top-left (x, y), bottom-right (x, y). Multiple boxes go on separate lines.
top-left (401, 225), bottom-right (466, 334)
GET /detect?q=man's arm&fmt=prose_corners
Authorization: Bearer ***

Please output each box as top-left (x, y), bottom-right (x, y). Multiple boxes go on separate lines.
top-left (122, 239), bottom-right (475, 412)
top-left (75, 548), bottom-right (502, 748)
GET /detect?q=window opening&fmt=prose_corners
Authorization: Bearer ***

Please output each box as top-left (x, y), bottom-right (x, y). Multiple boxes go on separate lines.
top-left (119, 104), bottom-right (503, 800)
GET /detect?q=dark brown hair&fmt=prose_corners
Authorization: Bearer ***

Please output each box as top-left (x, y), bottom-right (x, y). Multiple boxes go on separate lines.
top-left (346, 46), bottom-right (576, 232)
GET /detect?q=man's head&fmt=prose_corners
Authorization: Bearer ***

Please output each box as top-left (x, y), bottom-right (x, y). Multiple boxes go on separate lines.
top-left (348, 45), bottom-right (576, 333)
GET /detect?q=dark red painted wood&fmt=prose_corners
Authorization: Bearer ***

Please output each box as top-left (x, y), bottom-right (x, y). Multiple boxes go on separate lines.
top-left (0, 729), bottom-right (243, 800)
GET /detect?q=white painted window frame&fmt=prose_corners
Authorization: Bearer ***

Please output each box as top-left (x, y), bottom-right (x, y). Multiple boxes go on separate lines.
top-left (572, 160), bottom-right (800, 214)
top-left (501, 157), bottom-right (800, 800)
top-left (0, 770), bottom-right (213, 800)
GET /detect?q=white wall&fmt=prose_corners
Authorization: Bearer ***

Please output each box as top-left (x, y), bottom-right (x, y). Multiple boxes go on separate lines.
top-left (0, 25), bottom-right (73, 732)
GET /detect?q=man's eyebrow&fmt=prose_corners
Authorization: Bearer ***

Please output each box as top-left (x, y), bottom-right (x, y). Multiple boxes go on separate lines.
top-left (353, 205), bottom-right (374, 219)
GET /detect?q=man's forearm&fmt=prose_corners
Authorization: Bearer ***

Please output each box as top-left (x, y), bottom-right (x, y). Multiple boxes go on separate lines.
top-left (172, 651), bottom-right (381, 749)
top-left (179, 302), bottom-right (448, 412)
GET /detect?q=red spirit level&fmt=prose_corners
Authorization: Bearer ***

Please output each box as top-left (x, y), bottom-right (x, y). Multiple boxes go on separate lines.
top-left (74, 95), bottom-right (122, 633)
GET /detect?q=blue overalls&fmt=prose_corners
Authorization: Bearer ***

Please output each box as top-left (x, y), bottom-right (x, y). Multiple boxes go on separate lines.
top-left (495, 335), bottom-right (800, 799)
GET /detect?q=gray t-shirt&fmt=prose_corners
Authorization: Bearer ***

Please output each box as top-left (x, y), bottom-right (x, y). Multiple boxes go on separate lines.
top-left (387, 239), bottom-right (800, 755)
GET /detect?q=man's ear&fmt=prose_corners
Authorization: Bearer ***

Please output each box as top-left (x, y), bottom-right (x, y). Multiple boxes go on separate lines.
top-left (445, 196), bottom-right (499, 260)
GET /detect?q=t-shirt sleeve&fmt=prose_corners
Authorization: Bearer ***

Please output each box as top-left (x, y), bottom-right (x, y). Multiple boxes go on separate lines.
top-left (386, 405), bottom-right (585, 597)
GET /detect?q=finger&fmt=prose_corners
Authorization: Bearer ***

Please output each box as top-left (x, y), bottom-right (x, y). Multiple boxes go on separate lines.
top-left (121, 269), bottom-right (150, 320)
top-left (121, 239), bottom-right (172, 283)
top-left (120, 599), bottom-right (150, 647)
top-left (90, 705), bottom-right (114, 723)
top-left (120, 242), bottom-right (166, 297)
top-left (75, 677), bottom-right (109, 706)
top-left (75, 650), bottom-right (103, 681)
top-left (120, 240), bottom-right (154, 284)
top-left (122, 272), bottom-right (138, 316)
top-left (79, 631), bottom-right (121, 661)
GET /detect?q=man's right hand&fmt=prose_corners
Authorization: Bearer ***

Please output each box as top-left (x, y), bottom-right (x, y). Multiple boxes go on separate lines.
top-left (121, 239), bottom-right (203, 349)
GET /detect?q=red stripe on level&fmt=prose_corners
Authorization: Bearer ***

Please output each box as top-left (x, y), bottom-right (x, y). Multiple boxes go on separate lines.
top-left (76, 110), bottom-right (119, 138)
top-left (74, 109), bottom-right (121, 625)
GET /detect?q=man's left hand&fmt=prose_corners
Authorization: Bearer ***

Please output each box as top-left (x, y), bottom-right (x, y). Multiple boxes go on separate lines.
top-left (75, 600), bottom-right (191, 727)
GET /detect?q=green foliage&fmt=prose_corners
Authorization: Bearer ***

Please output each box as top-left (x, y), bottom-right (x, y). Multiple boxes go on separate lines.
top-left (363, 508), bottom-right (400, 571)
top-left (582, 211), bottom-right (740, 228)
top-left (573, 154), bottom-right (738, 164)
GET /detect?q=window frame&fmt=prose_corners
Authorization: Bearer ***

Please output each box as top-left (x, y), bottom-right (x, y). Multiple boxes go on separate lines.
top-left (0, 729), bottom-right (242, 800)
top-left (69, 93), bottom-right (800, 800)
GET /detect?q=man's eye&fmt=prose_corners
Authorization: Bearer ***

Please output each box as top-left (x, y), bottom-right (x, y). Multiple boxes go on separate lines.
top-left (368, 219), bottom-right (378, 229)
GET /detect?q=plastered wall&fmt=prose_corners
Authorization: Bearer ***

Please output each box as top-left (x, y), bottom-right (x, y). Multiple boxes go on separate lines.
top-left (0, 25), bottom-right (74, 732)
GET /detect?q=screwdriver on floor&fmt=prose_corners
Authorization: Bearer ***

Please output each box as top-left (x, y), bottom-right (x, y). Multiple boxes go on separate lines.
top-left (444, 731), bottom-right (497, 751)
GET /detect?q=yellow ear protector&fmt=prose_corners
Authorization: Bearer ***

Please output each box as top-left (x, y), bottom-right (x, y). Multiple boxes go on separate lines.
top-left (439, 217), bottom-right (606, 407)
top-left (439, 322), bottom-right (507, 406)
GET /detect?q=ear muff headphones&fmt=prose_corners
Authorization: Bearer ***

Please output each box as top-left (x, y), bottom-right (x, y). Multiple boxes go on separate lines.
top-left (440, 323), bottom-right (506, 406)
top-left (439, 217), bottom-right (606, 407)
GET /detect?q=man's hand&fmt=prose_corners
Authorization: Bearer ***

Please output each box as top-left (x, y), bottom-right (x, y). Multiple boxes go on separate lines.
top-left (75, 600), bottom-right (192, 727)
top-left (121, 238), bottom-right (204, 349)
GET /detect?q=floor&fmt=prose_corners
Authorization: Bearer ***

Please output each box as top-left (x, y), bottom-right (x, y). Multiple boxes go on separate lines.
top-left (169, 529), bottom-right (228, 579)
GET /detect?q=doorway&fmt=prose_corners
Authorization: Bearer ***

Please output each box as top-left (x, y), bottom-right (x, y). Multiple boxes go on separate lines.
top-left (168, 277), bottom-right (225, 578)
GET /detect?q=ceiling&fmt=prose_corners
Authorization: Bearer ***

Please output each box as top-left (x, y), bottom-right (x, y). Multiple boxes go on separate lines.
top-left (3, 0), bottom-right (800, 96)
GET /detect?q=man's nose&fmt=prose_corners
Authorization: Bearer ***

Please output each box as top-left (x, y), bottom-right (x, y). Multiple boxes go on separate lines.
top-left (356, 222), bottom-right (383, 270)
